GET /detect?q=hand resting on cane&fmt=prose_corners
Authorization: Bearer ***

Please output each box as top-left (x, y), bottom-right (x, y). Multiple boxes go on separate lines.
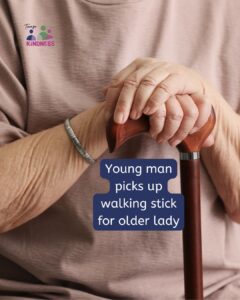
top-left (104, 57), bottom-right (240, 223)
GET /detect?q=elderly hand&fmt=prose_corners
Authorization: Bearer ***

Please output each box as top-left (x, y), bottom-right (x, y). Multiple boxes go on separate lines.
top-left (104, 58), bottom-right (214, 147)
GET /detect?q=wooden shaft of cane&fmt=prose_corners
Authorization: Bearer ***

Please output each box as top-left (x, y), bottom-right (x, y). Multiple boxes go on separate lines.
top-left (180, 158), bottom-right (202, 299)
top-left (106, 110), bottom-right (215, 300)
top-left (177, 110), bottom-right (215, 299)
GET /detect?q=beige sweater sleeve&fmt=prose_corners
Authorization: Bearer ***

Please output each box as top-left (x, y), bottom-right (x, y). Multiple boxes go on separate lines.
top-left (201, 86), bottom-right (240, 223)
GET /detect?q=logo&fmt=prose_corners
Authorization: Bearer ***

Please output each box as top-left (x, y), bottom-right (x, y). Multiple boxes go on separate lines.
top-left (25, 24), bottom-right (55, 47)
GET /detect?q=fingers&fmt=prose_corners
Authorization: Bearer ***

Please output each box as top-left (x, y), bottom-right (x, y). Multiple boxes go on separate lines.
top-left (168, 95), bottom-right (199, 146)
top-left (143, 72), bottom-right (203, 115)
top-left (113, 63), bottom-right (157, 123)
top-left (190, 92), bottom-right (212, 132)
top-left (156, 96), bottom-right (183, 143)
top-left (104, 59), bottom-right (140, 120)
top-left (104, 58), bottom-right (211, 152)
top-left (106, 60), bottom-right (168, 124)
top-left (149, 94), bottom-right (214, 148)
top-left (149, 104), bottom-right (166, 138)
top-left (130, 67), bottom-right (169, 120)
top-left (113, 77), bottom-right (138, 124)
top-left (110, 59), bottom-right (139, 87)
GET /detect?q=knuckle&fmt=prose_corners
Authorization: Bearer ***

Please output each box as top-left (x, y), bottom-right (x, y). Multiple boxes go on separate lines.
top-left (185, 108), bottom-right (199, 119)
top-left (142, 56), bottom-right (155, 62)
top-left (158, 61), bottom-right (170, 68)
top-left (200, 100), bottom-right (211, 110)
top-left (110, 77), bottom-right (121, 86)
top-left (168, 112), bottom-right (183, 121)
top-left (140, 76), bottom-right (157, 87)
top-left (157, 82), bottom-right (172, 95)
top-left (134, 57), bottom-right (145, 65)
top-left (144, 57), bottom-right (157, 63)
top-left (155, 108), bottom-right (166, 119)
top-left (135, 57), bottom-right (158, 66)
top-left (123, 78), bottom-right (139, 88)
top-left (116, 101), bottom-right (128, 112)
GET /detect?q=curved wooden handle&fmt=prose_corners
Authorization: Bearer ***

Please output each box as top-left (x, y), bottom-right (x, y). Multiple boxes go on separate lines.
top-left (106, 109), bottom-right (215, 153)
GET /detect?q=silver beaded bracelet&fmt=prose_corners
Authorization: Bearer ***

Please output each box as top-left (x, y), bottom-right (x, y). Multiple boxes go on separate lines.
top-left (64, 118), bottom-right (96, 165)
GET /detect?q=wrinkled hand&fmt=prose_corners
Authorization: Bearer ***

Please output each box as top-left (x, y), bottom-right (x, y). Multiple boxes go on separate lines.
top-left (104, 58), bottom-right (214, 147)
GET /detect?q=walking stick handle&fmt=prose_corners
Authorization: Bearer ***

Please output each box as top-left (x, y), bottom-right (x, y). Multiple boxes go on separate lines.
top-left (106, 109), bottom-right (215, 153)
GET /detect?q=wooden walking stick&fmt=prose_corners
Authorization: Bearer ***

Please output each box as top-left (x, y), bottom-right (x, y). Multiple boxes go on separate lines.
top-left (106, 110), bottom-right (215, 300)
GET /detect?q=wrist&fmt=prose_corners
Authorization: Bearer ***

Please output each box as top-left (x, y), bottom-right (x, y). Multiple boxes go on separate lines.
top-left (71, 102), bottom-right (108, 161)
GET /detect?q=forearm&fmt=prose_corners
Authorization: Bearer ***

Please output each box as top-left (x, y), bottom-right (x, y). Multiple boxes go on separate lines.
top-left (201, 87), bottom-right (240, 221)
top-left (0, 102), bottom-right (108, 233)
